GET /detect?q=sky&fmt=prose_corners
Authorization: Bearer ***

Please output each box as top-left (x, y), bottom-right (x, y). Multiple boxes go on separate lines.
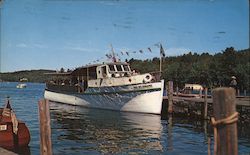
top-left (0, 0), bottom-right (249, 72)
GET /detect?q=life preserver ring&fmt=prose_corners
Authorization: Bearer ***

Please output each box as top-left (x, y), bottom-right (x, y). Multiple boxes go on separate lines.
top-left (143, 74), bottom-right (152, 83)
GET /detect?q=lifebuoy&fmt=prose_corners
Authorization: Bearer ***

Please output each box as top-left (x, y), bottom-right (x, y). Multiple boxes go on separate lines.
top-left (143, 74), bottom-right (152, 83)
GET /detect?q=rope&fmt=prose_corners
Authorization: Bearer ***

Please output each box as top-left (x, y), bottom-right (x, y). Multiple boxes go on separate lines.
top-left (210, 112), bottom-right (238, 155)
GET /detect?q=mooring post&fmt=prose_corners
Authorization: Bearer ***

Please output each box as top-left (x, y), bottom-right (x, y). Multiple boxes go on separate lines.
top-left (38, 99), bottom-right (52, 155)
top-left (176, 86), bottom-right (179, 97)
top-left (168, 81), bottom-right (173, 114)
top-left (199, 88), bottom-right (202, 98)
top-left (203, 87), bottom-right (208, 119)
top-left (237, 89), bottom-right (240, 97)
top-left (212, 87), bottom-right (238, 155)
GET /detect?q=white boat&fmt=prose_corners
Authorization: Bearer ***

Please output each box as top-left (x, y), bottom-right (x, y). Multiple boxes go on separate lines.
top-left (44, 61), bottom-right (164, 114)
top-left (16, 83), bottom-right (27, 88)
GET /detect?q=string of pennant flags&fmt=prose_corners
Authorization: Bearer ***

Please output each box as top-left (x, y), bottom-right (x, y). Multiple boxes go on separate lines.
top-left (88, 42), bottom-right (166, 65)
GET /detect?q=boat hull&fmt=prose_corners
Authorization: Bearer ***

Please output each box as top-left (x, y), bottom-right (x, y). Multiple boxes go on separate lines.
top-left (0, 119), bottom-right (30, 149)
top-left (44, 80), bottom-right (164, 114)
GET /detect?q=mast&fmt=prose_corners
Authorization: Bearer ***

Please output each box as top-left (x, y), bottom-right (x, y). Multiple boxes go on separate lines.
top-left (110, 44), bottom-right (117, 62)
top-left (160, 54), bottom-right (162, 77)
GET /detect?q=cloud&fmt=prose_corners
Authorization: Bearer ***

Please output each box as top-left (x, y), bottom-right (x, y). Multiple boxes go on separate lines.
top-left (16, 43), bottom-right (28, 48)
top-left (66, 46), bottom-right (101, 52)
top-left (16, 43), bottom-right (47, 49)
top-left (217, 31), bottom-right (226, 34)
top-left (33, 43), bottom-right (47, 48)
top-left (99, 1), bottom-right (118, 6)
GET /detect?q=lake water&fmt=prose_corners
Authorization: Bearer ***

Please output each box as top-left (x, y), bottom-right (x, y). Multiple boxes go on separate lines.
top-left (0, 82), bottom-right (249, 155)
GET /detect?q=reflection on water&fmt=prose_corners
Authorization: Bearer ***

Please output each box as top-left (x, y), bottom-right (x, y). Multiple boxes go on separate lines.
top-left (0, 82), bottom-right (249, 154)
top-left (50, 102), bottom-right (163, 154)
top-left (50, 102), bottom-right (250, 155)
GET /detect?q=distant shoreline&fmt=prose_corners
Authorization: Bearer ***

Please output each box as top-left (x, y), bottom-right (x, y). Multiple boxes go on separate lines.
top-left (0, 69), bottom-right (55, 83)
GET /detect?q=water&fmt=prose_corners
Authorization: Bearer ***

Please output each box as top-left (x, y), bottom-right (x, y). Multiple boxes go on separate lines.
top-left (0, 82), bottom-right (249, 154)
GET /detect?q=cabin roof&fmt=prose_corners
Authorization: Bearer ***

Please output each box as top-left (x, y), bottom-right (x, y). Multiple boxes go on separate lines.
top-left (44, 62), bottom-right (130, 76)
top-left (75, 62), bottom-right (129, 69)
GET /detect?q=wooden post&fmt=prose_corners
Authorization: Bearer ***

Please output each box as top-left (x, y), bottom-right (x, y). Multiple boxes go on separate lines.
top-left (176, 86), bottom-right (179, 96)
top-left (203, 88), bottom-right (208, 119)
top-left (237, 89), bottom-right (240, 96)
top-left (212, 88), bottom-right (238, 155)
top-left (168, 81), bottom-right (173, 114)
top-left (199, 88), bottom-right (202, 98)
top-left (244, 90), bottom-right (247, 96)
top-left (38, 99), bottom-right (52, 155)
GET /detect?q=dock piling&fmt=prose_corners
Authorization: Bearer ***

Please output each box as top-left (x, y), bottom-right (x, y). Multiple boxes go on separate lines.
top-left (167, 81), bottom-right (173, 114)
top-left (203, 88), bottom-right (208, 119)
top-left (212, 87), bottom-right (238, 155)
top-left (199, 88), bottom-right (202, 98)
top-left (38, 99), bottom-right (52, 155)
top-left (237, 89), bottom-right (240, 96)
top-left (176, 86), bottom-right (179, 96)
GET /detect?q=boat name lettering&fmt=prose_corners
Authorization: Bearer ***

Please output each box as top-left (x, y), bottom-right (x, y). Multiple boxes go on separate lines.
top-left (133, 84), bottom-right (152, 89)
top-left (0, 125), bottom-right (7, 131)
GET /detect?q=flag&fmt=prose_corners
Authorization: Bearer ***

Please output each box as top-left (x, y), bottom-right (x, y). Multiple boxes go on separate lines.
top-left (105, 54), bottom-right (112, 59)
top-left (160, 44), bottom-right (165, 57)
top-left (126, 52), bottom-right (129, 56)
top-left (121, 51), bottom-right (124, 55)
top-left (147, 47), bottom-right (152, 52)
top-left (139, 50), bottom-right (143, 53)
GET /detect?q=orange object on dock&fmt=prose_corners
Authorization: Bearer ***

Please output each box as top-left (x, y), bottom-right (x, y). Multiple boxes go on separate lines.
top-left (0, 99), bottom-right (30, 149)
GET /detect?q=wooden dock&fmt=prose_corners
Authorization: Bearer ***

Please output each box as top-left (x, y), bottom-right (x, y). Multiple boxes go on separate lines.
top-left (162, 95), bottom-right (250, 120)
top-left (163, 96), bottom-right (250, 107)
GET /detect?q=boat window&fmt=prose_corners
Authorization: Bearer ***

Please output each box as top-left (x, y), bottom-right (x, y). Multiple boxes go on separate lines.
top-left (88, 67), bottom-right (97, 79)
top-left (116, 65), bottom-right (123, 71)
top-left (109, 65), bottom-right (115, 72)
top-left (123, 65), bottom-right (130, 71)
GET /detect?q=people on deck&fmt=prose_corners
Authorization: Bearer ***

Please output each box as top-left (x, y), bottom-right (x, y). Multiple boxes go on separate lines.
top-left (229, 76), bottom-right (237, 90)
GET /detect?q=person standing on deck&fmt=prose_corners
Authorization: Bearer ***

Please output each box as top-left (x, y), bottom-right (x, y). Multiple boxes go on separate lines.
top-left (229, 76), bottom-right (237, 90)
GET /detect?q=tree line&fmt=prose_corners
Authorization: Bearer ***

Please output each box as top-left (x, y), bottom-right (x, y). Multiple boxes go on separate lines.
top-left (0, 47), bottom-right (249, 91)
top-left (129, 47), bottom-right (250, 91)
top-left (0, 69), bottom-right (54, 83)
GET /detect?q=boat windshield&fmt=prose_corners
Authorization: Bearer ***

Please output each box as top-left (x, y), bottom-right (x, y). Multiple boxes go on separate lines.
top-left (123, 65), bottom-right (130, 72)
top-left (109, 65), bottom-right (115, 72)
top-left (108, 64), bottom-right (131, 76)
top-left (116, 65), bottom-right (123, 72)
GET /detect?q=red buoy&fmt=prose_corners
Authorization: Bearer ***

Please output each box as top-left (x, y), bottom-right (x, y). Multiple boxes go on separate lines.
top-left (0, 99), bottom-right (30, 149)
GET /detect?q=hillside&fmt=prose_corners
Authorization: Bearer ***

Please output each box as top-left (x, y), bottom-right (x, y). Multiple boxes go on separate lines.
top-left (0, 69), bottom-right (55, 83)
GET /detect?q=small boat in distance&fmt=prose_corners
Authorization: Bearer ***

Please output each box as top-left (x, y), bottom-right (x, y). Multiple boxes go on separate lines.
top-left (44, 53), bottom-right (164, 114)
top-left (16, 78), bottom-right (28, 88)
top-left (0, 98), bottom-right (30, 149)
top-left (16, 78), bottom-right (28, 89)
top-left (176, 84), bottom-right (204, 98)
top-left (16, 83), bottom-right (27, 89)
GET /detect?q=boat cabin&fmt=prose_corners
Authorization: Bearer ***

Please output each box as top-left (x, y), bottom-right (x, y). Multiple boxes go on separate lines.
top-left (45, 62), bottom-right (144, 93)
